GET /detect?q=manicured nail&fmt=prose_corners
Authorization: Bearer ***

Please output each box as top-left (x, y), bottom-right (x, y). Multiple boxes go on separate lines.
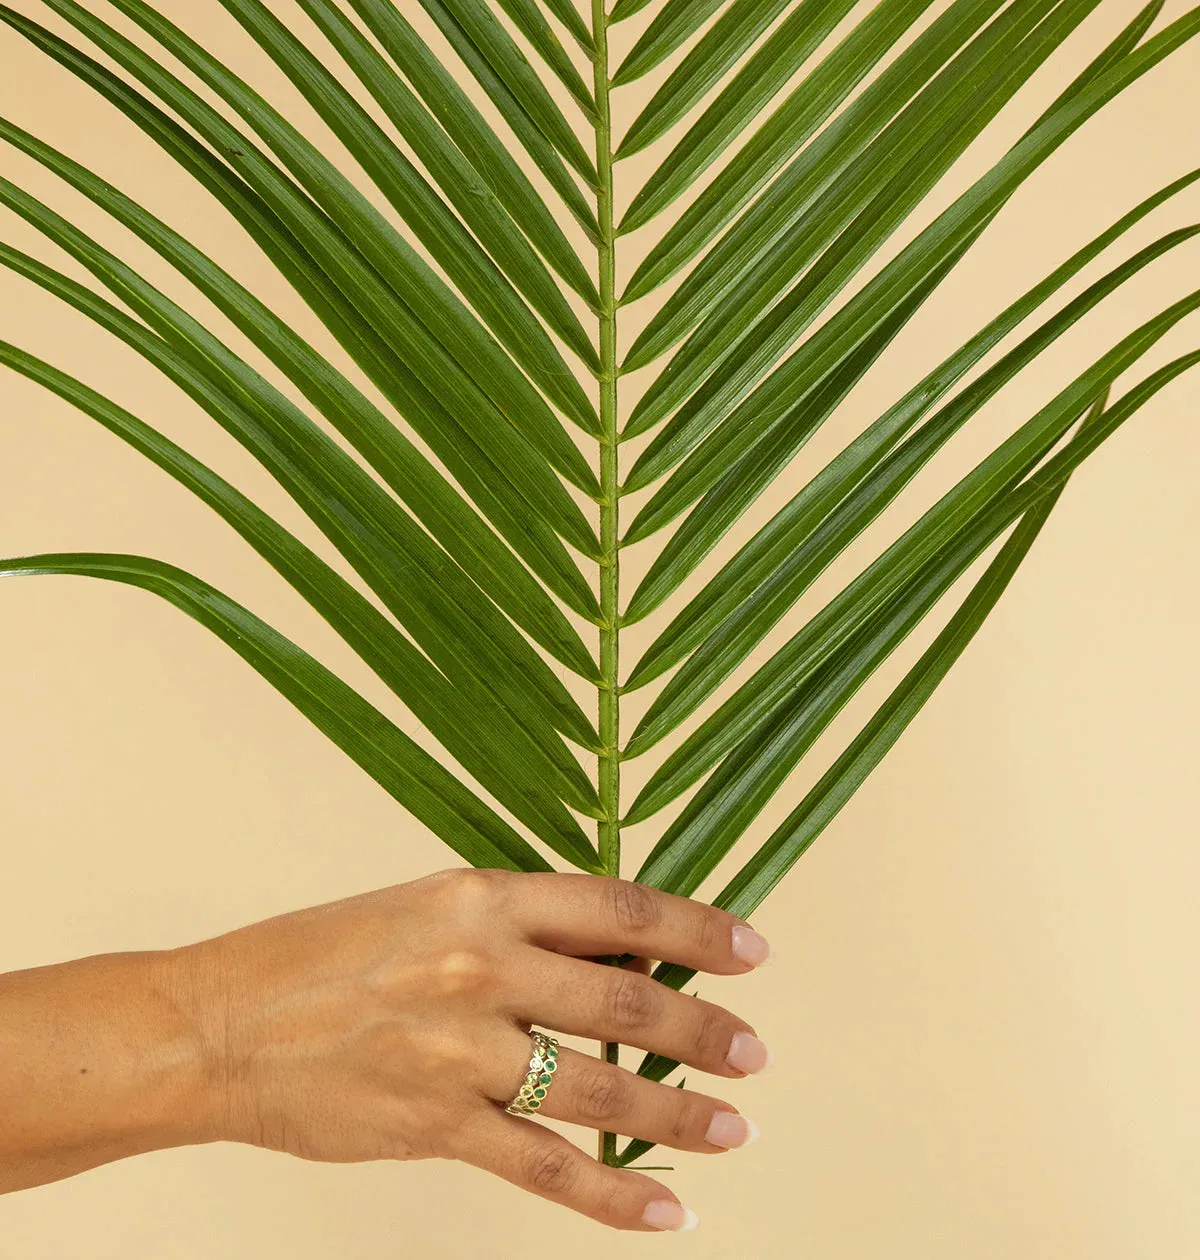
top-left (726, 1030), bottom-right (772, 1074)
top-left (705, 1110), bottom-right (760, 1150)
top-left (643, 1200), bottom-right (700, 1232)
top-left (731, 924), bottom-right (774, 967)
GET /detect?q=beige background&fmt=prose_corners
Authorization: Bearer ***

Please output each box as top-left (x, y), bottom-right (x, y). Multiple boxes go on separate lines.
top-left (2, 1), bottom-right (1199, 1256)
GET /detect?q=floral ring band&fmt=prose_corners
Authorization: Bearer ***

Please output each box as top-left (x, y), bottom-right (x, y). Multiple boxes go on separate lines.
top-left (504, 1030), bottom-right (560, 1117)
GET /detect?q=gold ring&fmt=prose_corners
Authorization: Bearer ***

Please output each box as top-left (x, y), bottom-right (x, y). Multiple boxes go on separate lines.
top-left (504, 1030), bottom-right (560, 1116)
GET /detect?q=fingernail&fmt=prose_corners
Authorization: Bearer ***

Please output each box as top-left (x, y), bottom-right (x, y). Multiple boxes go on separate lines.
top-left (731, 924), bottom-right (774, 967)
top-left (643, 1200), bottom-right (700, 1232)
top-left (705, 1110), bottom-right (760, 1150)
top-left (726, 1030), bottom-right (772, 1074)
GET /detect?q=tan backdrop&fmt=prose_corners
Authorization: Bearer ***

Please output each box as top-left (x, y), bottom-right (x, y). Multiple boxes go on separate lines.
top-left (2, 2), bottom-right (1198, 1256)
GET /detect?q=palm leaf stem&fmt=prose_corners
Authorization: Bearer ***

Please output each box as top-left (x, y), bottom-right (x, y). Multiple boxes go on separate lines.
top-left (590, 0), bottom-right (622, 1170)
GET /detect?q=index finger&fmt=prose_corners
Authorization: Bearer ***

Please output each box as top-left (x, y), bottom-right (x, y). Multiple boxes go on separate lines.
top-left (509, 873), bottom-right (773, 974)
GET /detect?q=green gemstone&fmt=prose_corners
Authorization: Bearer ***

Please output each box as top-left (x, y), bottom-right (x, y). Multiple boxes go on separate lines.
top-left (533, 1087), bottom-right (547, 1099)
top-left (539, 1073), bottom-right (552, 1086)
top-left (548, 1045), bottom-right (558, 1058)
top-left (545, 1060), bottom-right (557, 1073)
top-left (528, 1099), bottom-right (540, 1110)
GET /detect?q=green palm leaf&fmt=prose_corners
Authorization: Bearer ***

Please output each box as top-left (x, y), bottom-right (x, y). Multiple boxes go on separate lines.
top-left (620, 0), bottom-right (954, 287)
top-left (607, 0), bottom-right (655, 23)
top-left (17, 2), bottom-right (602, 564)
top-left (621, 2), bottom-right (1197, 537)
top-left (416, 0), bottom-right (598, 196)
top-left (612, 0), bottom-right (728, 86)
top-left (539, 0), bottom-right (593, 52)
top-left (0, 115), bottom-right (601, 674)
top-left (216, 0), bottom-right (601, 428)
top-left (622, 167), bottom-right (1199, 637)
top-left (623, 0), bottom-right (1105, 442)
top-left (713, 355), bottom-right (1200, 915)
top-left (0, 553), bottom-right (553, 876)
top-left (489, 0), bottom-right (596, 109)
top-left (87, 0), bottom-right (602, 478)
top-left (1, 343), bottom-right (603, 868)
top-left (294, 0), bottom-right (598, 317)
top-left (0, 191), bottom-right (598, 758)
top-left (626, 289), bottom-right (1200, 810)
top-left (343, 0), bottom-right (600, 243)
top-left (0, 12), bottom-right (605, 630)
top-left (615, 0), bottom-right (822, 160)
top-left (620, 220), bottom-right (1200, 737)
top-left (4, 0), bottom-right (1198, 1177)
top-left (418, 0), bottom-right (597, 168)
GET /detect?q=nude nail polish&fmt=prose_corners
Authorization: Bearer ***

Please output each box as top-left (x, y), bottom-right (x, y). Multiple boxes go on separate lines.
top-left (731, 924), bottom-right (774, 967)
top-left (705, 1110), bottom-right (760, 1149)
top-left (726, 1030), bottom-right (772, 1074)
top-left (643, 1200), bottom-right (700, 1231)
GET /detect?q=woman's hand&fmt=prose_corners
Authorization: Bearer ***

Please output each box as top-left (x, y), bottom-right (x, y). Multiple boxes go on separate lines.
top-left (177, 868), bottom-right (773, 1231)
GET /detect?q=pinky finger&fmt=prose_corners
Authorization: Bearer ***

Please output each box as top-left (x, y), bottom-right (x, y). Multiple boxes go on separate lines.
top-left (449, 1108), bottom-right (699, 1232)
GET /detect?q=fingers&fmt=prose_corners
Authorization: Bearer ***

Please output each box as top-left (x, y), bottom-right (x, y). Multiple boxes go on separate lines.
top-left (449, 1108), bottom-right (699, 1232)
top-left (509, 873), bottom-right (772, 974)
top-left (484, 1033), bottom-right (757, 1154)
top-left (543, 1048), bottom-right (758, 1153)
top-left (508, 949), bottom-right (772, 1079)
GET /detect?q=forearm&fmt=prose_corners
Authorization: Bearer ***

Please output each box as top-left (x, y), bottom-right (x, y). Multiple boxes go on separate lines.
top-left (0, 948), bottom-right (223, 1193)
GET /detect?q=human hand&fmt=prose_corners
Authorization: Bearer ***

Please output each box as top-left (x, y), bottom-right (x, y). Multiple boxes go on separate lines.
top-left (174, 868), bottom-right (773, 1231)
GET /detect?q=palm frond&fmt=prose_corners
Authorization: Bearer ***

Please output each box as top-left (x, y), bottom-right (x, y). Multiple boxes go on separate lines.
top-left (3, 0), bottom-right (1198, 1174)
top-left (91, 0), bottom-right (602, 476)
top-left (712, 352), bottom-right (1200, 915)
top-left (0, 114), bottom-right (602, 672)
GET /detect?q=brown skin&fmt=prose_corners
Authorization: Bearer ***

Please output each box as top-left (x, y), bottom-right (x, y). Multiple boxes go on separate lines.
top-left (0, 869), bottom-right (771, 1229)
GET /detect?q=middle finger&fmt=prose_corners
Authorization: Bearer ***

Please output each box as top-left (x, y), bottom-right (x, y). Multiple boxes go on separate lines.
top-left (506, 947), bottom-right (771, 1079)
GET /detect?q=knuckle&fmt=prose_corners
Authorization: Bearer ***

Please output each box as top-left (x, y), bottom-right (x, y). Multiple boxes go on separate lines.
top-left (528, 1145), bottom-right (578, 1196)
top-left (431, 947), bottom-right (496, 998)
top-left (433, 868), bottom-right (507, 920)
top-left (422, 1030), bottom-right (475, 1075)
top-left (668, 1096), bottom-right (708, 1146)
top-left (606, 969), bottom-right (659, 1032)
top-left (390, 1028), bottom-right (478, 1098)
top-left (694, 1005), bottom-right (734, 1065)
top-left (609, 879), bottom-right (661, 936)
top-left (694, 907), bottom-right (720, 955)
top-left (575, 1068), bottom-right (633, 1124)
top-left (592, 1178), bottom-right (627, 1227)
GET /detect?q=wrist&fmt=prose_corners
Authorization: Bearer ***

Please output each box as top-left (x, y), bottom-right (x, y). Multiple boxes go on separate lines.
top-left (0, 947), bottom-right (231, 1189)
top-left (144, 943), bottom-right (239, 1149)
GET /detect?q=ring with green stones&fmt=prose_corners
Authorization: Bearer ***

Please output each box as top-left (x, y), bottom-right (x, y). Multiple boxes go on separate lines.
top-left (504, 1030), bottom-right (560, 1116)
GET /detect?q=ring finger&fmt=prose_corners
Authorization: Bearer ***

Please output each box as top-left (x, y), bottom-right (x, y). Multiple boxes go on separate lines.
top-left (485, 1028), bottom-right (758, 1155)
